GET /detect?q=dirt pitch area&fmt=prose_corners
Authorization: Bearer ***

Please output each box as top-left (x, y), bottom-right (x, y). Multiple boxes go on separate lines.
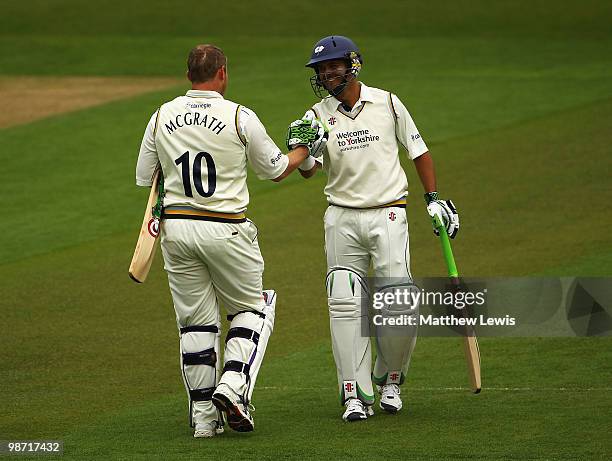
top-left (0, 76), bottom-right (185, 129)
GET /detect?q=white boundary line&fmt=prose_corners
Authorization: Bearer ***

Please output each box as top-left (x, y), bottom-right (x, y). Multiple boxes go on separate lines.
top-left (257, 386), bottom-right (611, 392)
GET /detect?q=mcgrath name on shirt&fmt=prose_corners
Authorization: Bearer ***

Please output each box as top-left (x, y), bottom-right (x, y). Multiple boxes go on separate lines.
top-left (164, 112), bottom-right (227, 135)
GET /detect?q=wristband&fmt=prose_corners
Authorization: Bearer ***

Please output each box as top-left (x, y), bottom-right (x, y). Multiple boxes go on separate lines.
top-left (298, 155), bottom-right (316, 171)
top-left (424, 191), bottom-right (439, 205)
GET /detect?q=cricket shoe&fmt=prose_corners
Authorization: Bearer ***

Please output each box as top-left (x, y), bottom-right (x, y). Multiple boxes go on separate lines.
top-left (193, 420), bottom-right (223, 438)
top-left (342, 398), bottom-right (374, 422)
top-left (379, 384), bottom-right (402, 413)
top-left (212, 384), bottom-right (254, 432)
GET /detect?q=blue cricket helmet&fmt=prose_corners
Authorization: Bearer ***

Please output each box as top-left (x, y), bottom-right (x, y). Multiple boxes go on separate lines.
top-left (306, 35), bottom-right (362, 68)
top-left (306, 35), bottom-right (363, 98)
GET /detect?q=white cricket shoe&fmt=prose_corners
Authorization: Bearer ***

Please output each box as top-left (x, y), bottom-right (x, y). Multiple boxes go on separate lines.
top-left (194, 420), bottom-right (223, 438)
top-left (342, 398), bottom-right (374, 422)
top-left (212, 384), bottom-right (254, 432)
top-left (379, 384), bottom-right (402, 413)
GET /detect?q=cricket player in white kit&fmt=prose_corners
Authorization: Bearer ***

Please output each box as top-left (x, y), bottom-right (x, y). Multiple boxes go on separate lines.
top-left (136, 45), bottom-right (326, 437)
top-left (296, 36), bottom-right (460, 421)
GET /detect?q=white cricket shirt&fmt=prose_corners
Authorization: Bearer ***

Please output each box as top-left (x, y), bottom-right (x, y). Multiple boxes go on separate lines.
top-left (308, 83), bottom-right (428, 208)
top-left (137, 90), bottom-right (288, 213)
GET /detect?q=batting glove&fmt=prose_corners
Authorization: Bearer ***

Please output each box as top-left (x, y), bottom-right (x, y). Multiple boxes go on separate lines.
top-left (286, 118), bottom-right (329, 157)
top-left (425, 191), bottom-right (460, 239)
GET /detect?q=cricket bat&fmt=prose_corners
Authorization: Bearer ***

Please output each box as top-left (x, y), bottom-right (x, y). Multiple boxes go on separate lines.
top-left (129, 168), bottom-right (164, 283)
top-left (432, 214), bottom-right (482, 393)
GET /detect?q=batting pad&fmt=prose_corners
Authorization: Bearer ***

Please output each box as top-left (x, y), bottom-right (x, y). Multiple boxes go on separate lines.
top-left (373, 283), bottom-right (419, 386)
top-left (219, 289), bottom-right (276, 403)
top-left (179, 324), bottom-right (220, 427)
top-left (327, 269), bottom-right (375, 405)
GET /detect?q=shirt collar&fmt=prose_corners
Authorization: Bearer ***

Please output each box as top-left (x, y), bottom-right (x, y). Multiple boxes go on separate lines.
top-left (186, 89), bottom-right (224, 99)
top-left (335, 82), bottom-right (373, 112)
top-left (358, 83), bottom-right (374, 103)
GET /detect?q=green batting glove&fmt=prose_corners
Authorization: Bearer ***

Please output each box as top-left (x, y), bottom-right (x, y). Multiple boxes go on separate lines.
top-left (286, 119), bottom-right (319, 150)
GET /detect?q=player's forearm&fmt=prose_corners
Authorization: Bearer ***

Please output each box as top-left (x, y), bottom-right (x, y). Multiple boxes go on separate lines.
top-left (272, 146), bottom-right (309, 182)
top-left (413, 151), bottom-right (436, 192)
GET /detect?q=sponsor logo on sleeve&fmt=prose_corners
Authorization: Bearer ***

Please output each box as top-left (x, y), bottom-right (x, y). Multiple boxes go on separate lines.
top-left (270, 151), bottom-right (283, 165)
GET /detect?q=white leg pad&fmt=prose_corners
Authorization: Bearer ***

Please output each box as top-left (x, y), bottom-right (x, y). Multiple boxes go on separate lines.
top-left (179, 324), bottom-right (219, 427)
top-left (219, 290), bottom-right (276, 404)
top-left (373, 283), bottom-right (419, 386)
top-left (327, 269), bottom-right (374, 405)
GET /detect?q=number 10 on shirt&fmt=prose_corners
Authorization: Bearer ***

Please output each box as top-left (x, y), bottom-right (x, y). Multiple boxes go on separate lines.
top-left (175, 150), bottom-right (217, 198)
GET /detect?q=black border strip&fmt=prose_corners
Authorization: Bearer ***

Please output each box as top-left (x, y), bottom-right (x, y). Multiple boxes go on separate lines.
top-left (163, 213), bottom-right (247, 223)
top-left (235, 105), bottom-right (247, 147)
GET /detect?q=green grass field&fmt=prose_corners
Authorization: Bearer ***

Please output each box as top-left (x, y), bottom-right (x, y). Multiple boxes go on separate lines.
top-left (1, 1), bottom-right (611, 459)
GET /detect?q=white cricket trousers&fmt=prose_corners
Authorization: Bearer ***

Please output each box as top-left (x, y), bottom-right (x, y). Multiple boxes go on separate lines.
top-left (324, 205), bottom-right (412, 279)
top-left (160, 219), bottom-right (265, 325)
top-left (160, 218), bottom-right (266, 426)
top-left (324, 204), bottom-right (416, 403)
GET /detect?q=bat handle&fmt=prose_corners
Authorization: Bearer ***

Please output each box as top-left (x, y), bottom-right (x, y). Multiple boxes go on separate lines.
top-left (432, 214), bottom-right (459, 277)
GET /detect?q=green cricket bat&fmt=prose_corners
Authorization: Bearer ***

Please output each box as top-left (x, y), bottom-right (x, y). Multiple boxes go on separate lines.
top-left (432, 214), bottom-right (482, 393)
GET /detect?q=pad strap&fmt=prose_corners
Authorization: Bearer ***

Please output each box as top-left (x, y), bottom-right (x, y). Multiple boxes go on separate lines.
top-left (182, 348), bottom-right (217, 366)
top-left (189, 387), bottom-right (215, 402)
top-left (179, 325), bottom-right (219, 334)
top-left (226, 310), bottom-right (266, 322)
top-left (223, 360), bottom-right (250, 375)
top-left (225, 327), bottom-right (260, 345)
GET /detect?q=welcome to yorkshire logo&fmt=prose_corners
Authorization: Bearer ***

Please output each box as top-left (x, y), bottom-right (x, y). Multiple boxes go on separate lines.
top-left (335, 129), bottom-right (380, 151)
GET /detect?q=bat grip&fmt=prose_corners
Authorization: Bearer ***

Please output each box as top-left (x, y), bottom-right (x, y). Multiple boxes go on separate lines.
top-left (432, 214), bottom-right (459, 278)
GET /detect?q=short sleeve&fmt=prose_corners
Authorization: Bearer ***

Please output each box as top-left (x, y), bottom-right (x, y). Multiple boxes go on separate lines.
top-left (390, 94), bottom-right (428, 160)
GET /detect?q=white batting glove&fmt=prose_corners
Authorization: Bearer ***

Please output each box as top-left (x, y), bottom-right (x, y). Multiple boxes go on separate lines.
top-left (309, 118), bottom-right (329, 158)
top-left (425, 192), bottom-right (459, 239)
